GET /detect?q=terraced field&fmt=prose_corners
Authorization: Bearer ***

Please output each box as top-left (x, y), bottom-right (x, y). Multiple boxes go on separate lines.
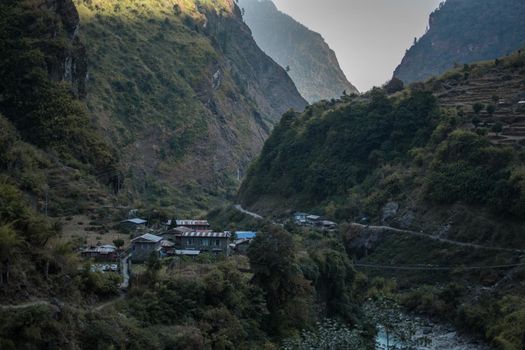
top-left (435, 64), bottom-right (525, 148)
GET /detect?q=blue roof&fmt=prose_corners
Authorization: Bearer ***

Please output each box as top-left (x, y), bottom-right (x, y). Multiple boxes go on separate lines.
top-left (236, 231), bottom-right (256, 239)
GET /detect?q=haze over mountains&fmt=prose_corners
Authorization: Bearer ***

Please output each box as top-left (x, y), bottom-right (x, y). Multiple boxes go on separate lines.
top-left (239, 0), bottom-right (358, 102)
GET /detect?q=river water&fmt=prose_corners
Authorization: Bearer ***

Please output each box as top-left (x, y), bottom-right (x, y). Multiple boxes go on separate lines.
top-left (375, 316), bottom-right (490, 350)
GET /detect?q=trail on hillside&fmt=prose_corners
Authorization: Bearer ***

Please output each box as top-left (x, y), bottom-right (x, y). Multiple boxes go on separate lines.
top-left (232, 205), bottom-right (525, 254)
top-left (234, 205), bottom-right (264, 219)
top-left (0, 300), bottom-right (50, 310)
top-left (349, 223), bottom-right (525, 254)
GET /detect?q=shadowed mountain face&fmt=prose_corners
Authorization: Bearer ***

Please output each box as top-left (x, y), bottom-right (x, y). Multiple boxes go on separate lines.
top-left (74, 0), bottom-right (307, 210)
top-left (394, 0), bottom-right (525, 84)
top-left (239, 0), bottom-right (358, 103)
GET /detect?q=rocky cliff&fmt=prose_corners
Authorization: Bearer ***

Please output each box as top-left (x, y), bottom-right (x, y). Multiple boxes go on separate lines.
top-left (394, 0), bottom-right (525, 84)
top-left (41, 0), bottom-right (88, 97)
top-left (239, 0), bottom-right (358, 103)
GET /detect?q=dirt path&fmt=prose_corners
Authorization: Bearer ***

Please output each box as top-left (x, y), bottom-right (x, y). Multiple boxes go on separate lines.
top-left (92, 294), bottom-right (125, 312)
top-left (232, 205), bottom-right (525, 254)
top-left (234, 205), bottom-right (264, 219)
top-left (350, 223), bottom-right (525, 254)
top-left (119, 253), bottom-right (131, 290)
top-left (0, 300), bottom-right (50, 310)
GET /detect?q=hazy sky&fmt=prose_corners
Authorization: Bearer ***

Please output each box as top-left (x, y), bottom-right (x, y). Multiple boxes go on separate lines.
top-left (272, 0), bottom-right (442, 91)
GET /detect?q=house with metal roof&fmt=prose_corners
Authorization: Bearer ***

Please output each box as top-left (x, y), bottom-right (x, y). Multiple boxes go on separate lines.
top-left (120, 218), bottom-right (147, 232)
top-left (131, 233), bottom-right (162, 262)
top-left (181, 231), bottom-right (231, 255)
top-left (175, 219), bottom-right (210, 231)
top-left (80, 244), bottom-right (118, 261)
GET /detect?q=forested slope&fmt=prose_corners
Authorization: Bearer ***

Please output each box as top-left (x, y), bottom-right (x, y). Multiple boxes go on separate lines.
top-left (239, 50), bottom-right (525, 349)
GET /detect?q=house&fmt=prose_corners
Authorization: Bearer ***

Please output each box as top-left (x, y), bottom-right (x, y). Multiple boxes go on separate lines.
top-left (159, 226), bottom-right (192, 247)
top-left (175, 220), bottom-right (210, 232)
top-left (160, 240), bottom-right (175, 255)
top-left (232, 231), bottom-right (257, 255)
top-left (181, 231), bottom-right (231, 255)
top-left (294, 213), bottom-right (323, 226)
top-left (232, 239), bottom-right (251, 255)
top-left (81, 244), bottom-right (118, 261)
top-left (306, 215), bottom-right (321, 225)
top-left (318, 220), bottom-right (338, 230)
top-left (294, 212), bottom-right (308, 224)
top-left (131, 233), bottom-right (163, 262)
top-left (120, 218), bottom-right (147, 232)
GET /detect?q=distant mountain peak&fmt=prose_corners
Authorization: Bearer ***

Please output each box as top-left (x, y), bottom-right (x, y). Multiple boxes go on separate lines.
top-left (239, 0), bottom-right (358, 103)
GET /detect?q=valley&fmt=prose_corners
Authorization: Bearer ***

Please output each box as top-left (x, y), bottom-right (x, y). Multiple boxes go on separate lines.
top-left (1, 0), bottom-right (525, 349)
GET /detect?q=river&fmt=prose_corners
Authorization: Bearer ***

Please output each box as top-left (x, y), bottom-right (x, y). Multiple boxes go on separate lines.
top-left (375, 316), bottom-right (490, 350)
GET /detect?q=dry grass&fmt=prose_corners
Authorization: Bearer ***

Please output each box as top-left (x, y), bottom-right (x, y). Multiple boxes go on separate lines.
top-left (55, 215), bottom-right (132, 248)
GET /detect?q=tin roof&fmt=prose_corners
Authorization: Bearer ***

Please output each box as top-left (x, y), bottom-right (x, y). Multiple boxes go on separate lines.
top-left (236, 231), bottom-right (256, 239)
top-left (121, 218), bottom-right (147, 225)
top-left (175, 249), bottom-right (201, 256)
top-left (131, 233), bottom-right (163, 243)
top-left (176, 220), bottom-right (210, 226)
top-left (182, 231), bottom-right (231, 238)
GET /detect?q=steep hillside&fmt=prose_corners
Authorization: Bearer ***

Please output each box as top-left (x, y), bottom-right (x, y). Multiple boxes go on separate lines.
top-left (239, 50), bottom-right (525, 348)
top-left (74, 0), bottom-right (307, 212)
top-left (0, 0), bottom-right (120, 216)
top-left (239, 0), bottom-right (358, 103)
top-left (394, 0), bottom-right (525, 84)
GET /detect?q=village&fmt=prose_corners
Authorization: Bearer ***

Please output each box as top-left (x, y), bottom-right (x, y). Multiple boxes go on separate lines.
top-left (76, 209), bottom-right (339, 288)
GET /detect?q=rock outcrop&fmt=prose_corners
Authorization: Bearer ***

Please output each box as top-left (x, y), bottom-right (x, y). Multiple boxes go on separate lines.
top-left (43, 0), bottom-right (88, 97)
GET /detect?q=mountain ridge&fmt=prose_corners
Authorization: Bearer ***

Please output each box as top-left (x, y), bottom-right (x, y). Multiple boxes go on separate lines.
top-left (394, 0), bottom-right (525, 84)
top-left (239, 0), bottom-right (358, 103)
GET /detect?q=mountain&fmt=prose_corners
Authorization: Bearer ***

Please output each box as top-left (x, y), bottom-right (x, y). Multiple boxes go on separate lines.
top-left (239, 51), bottom-right (525, 348)
top-left (70, 0), bottom-right (307, 213)
top-left (239, 0), bottom-right (358, 103)
top-left (394, 0), bottom-right (525, 84)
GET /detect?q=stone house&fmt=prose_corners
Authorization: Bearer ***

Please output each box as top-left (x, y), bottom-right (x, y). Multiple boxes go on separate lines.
top-left (131, 233), bottom-right (162, 262)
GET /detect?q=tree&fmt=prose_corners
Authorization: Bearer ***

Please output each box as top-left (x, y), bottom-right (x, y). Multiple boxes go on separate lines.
top-left (146, 252), bottom-right (162, 286)
top-left (492, 122), bottom-right (503, 135)
top-left (0, 224), bottom-right (20, 285)
top-left (486, 104), bottom-right (496, 116)
top-left (471, 115), bottom-right (481, 128)
top-left (384, 77), bottom-right (404, 94)
top-left (248, 225), bottom-right (312, 335)
top-left (473, 103), bottom-right (485, 115)
top-left (113, 239), bottom-right (125, 250)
